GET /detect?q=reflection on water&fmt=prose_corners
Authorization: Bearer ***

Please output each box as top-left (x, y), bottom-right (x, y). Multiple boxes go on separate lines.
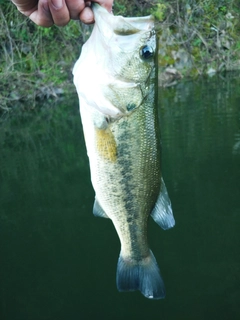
top-left (0, 73), bottom-right (240, 319)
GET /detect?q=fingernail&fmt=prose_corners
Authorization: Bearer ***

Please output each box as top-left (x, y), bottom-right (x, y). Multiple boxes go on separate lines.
top-left (51, 0), bottom-right (63, 9)
top-left (80, 8), bottom-right (94, 24)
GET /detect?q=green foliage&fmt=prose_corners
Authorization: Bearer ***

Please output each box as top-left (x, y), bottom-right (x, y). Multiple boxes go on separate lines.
top-left (0, 2), bottom-right (85, 110)
top-left (155, 0), bottom-right (240, 80)
top-left (114, 0), bottom-right (155, 16)
top-left (1, 0), bottom-right (240, 111)
top-left (151, 2), bottom-right (167, 21)
top-left (235, 41), bottom-right (240, 50)
top-left (114, 0), bottom-right (168, 19)
top-left (192, 38), bottom-right (202, 47)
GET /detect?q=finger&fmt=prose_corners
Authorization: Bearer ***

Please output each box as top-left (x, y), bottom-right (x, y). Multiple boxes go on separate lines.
top-left (80, 0), bottom-right (113, 24)
top-left (48, 0), bottom-right (70, 26)
top-left (79, 6), bottom-right (94, 24)
top-left (28, 0), bottom-right (54, 27)
top-left (11, 0), bottom-right (38, 13)
top-left (65, 0), bottom-right (86, 20)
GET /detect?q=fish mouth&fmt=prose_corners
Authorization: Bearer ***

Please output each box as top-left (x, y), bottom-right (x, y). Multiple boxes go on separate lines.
top-left (92, 3), bottom-right (154, 36)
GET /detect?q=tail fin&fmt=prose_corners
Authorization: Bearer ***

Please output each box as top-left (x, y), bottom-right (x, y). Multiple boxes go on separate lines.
top-left (116, 250), bottom-right (165, 299)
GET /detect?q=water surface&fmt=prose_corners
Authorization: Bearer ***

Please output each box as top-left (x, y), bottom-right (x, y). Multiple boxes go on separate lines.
top-left (0, 73), bottom-right (240, 319)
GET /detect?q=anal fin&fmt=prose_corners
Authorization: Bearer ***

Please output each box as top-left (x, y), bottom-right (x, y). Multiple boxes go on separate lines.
top-left (151, 178), bottom-right (175, 230)
top-left (93, 198), bottom-right (109, 218)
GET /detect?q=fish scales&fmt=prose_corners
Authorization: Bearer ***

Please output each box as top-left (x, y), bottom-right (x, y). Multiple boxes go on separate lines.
top-left (98, 104), bottom-right (160, 260)
top-left (73, 4), bottom-right (175, 299)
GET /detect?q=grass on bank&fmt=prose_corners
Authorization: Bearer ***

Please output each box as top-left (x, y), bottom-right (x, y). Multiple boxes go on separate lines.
top-left (0, 1), bottom-right (88, 111)
top-left (0, 0), bottom-right (240, 112)
top-left (153, 0), bottom-right (240, 85)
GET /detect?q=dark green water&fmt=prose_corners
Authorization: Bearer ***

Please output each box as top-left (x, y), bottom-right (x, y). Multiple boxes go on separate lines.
top-left (1, 73), bottom-right (240, 320)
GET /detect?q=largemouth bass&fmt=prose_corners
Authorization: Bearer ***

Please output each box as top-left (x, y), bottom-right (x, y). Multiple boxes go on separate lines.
top-left (73, 4), bottom-right (175, 299)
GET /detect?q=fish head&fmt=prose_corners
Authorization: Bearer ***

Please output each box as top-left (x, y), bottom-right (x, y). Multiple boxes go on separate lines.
top-left (73, 4), bottom-right (156, 118)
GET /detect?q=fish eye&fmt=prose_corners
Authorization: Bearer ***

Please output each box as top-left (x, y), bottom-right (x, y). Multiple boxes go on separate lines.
top-left (140, 45), bottom-right (154, 60)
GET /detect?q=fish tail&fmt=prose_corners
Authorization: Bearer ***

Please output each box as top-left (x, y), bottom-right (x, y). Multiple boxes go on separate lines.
top-left (116, 250), bottom-right (165, 299)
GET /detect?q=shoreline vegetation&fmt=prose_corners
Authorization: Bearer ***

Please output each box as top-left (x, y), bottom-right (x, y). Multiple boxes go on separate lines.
top-left (0, 0), bottom-right (240, 112)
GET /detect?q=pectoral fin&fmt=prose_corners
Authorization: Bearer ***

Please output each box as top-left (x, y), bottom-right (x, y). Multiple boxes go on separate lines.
top-left (93, 198), bottom-right (109, 218)
top-left (151, 178), bottom-right (175, 230)
top-left (95, 127), bottom-right (117, 162)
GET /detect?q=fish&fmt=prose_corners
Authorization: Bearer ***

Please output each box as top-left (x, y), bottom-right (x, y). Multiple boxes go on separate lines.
top-left (73, 4), bottom-right (175, 299)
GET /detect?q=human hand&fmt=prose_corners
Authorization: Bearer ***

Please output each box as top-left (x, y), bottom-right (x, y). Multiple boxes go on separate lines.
top-left (11, 0), bottom-right (113, 27)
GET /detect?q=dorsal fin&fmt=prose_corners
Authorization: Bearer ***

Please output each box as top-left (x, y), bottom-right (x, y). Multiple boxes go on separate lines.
top-left (151, 178), bottom-right (175, 230)
top-left (93, 198), bottom-right (109, 218)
